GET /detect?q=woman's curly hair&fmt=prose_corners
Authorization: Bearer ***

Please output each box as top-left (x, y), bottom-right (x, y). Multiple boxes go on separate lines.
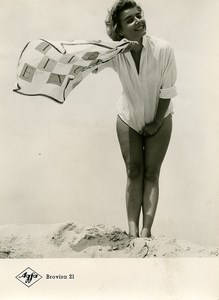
top-left (105, 0), bottom-right (142, 41)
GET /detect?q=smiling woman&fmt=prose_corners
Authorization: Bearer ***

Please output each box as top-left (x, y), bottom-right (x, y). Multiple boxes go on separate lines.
top-left (98, 0), bottom-right (177, 237)
top-left (105, 1), bottom-right (145, 41)
top-left (7, 0), bottom-right (176, 240)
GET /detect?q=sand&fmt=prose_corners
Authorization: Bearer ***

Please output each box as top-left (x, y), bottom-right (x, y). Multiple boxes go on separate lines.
top-left (0, 221), bottom-right (218, 258)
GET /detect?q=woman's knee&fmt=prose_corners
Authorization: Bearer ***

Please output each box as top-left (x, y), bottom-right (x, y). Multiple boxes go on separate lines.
top-left (126, 162), bottom-right (144, 180)
top-left (144, 166), bottom-right (160, 182)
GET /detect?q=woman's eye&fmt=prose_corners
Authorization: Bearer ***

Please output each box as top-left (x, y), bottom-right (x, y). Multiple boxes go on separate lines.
top-left (126, 18), bottom-right (134, 24)
top-left (126, 14), bottom-right (142, 24)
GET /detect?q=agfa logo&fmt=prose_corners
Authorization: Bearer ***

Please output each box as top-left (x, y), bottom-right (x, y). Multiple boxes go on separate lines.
top-left (16, 267), bottom-right (42, 287)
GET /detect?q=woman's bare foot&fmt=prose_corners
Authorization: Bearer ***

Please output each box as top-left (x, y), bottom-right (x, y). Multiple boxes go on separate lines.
top-left (141, 228), bottom-right (151, 238)
top-left (128, 221), bottom-right (139, 237)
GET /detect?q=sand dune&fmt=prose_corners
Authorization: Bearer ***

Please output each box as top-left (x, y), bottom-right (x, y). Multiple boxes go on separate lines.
top-left (0, 222), bottom-right (218, 258)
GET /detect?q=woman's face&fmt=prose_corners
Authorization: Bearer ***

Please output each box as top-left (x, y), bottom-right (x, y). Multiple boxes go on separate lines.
top-left (118, 6), bottom-right (146, 41)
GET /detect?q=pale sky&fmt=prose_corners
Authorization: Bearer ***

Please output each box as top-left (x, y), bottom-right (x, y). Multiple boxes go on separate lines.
top-left (0, 0), bottom-right (219, 247)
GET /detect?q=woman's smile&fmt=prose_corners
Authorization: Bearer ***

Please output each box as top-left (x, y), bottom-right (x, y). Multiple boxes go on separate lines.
top-left (119, 7), bottom-right (147, 41)
top-left (134, 23), bottom-right (145, 31)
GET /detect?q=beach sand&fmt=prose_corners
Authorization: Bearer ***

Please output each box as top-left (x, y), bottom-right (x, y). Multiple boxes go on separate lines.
top-left (0, 221), bottom-right (218, 258)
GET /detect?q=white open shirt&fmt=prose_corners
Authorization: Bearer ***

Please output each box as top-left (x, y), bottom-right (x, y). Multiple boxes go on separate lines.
top-left (96, 35), bottom-right (177, 132)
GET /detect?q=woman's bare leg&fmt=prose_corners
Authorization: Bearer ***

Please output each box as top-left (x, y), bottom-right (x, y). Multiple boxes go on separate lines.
top-left (116, 116), bottom-right (144, 237)
top-left (141, 114), bottom-right (172, 238)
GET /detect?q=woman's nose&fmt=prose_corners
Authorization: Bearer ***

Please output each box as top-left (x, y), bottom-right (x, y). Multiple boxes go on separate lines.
top-left (134, 16), bottom-right (140, 23)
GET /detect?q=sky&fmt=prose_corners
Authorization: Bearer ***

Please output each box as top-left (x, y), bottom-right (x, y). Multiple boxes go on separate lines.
top-left (0, 0), bottom-right (219, 247)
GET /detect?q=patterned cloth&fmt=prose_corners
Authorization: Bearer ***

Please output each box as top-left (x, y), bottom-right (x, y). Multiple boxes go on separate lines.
top-left (13, 39), bottom-right (131, 103)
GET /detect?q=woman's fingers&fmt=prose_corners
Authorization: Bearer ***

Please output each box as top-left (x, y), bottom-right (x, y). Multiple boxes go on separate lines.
top-left (140, 123), bottom-right (159, 136)
top-left (121, 40), bottom-right (139, 53)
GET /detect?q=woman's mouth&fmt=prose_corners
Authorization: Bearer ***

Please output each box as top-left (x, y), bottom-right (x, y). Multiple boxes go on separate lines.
top-left (135, 24), bottom-right (145, 31)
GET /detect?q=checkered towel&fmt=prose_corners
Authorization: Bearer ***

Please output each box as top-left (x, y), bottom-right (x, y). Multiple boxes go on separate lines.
top-left (13, 39), bottom-right (131, 103)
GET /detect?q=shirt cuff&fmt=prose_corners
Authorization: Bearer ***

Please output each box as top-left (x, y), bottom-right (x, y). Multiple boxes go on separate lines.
top-left (159, 86), bottom-right (177, 99)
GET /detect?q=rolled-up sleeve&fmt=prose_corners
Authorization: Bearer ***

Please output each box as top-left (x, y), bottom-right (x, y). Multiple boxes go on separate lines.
top-left (159, 45), bottom-right (177, 99)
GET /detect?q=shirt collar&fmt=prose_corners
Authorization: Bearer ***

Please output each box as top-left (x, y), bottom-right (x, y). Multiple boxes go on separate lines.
top-left (142, 35), bottom-right (148, 48)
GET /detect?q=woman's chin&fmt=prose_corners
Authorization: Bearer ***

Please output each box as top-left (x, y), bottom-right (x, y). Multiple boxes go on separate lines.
top-left (141, 28), bottom-right (147, 36)
top-left (135, 29), bottom-right (146, 37)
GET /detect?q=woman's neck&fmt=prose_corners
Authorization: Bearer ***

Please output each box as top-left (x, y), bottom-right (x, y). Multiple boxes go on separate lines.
top-left (131, 37), bottom-right (143, 52)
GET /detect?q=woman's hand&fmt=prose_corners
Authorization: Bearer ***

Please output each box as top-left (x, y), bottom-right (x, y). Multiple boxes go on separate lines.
top-left (121, 39), bottom-right (139, 53)
top-left (139, 120), bottom-right (162, 136)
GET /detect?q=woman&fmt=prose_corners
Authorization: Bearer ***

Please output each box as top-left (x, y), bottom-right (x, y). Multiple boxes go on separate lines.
top-left (98, 0), bottom-right (177, 237)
